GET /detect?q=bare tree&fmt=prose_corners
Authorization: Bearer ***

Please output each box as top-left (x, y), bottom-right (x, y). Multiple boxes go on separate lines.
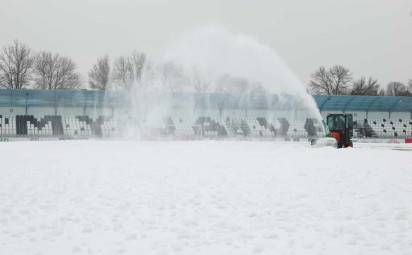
top-left (385, 81), bottom-right (409, 96)
top-left (0, 40), bottom-right (34, 89)
top-left (112, 56), bottom-right (133, 88)
top-left (309, 67), bottom-right (331, 95)
top-left (88, 56), bottom-right (110, 90)
top-left (310, 65), bottom-right (352, 95)
top-left (190, 66), bottom-right (211, 93)
top-left (351, 77), bottom-right (380, 96)
top-left (33, 51), bottom-right (80, 90)
top-left (130, 51), bottom-right (145, 82)
top-left (112, 51), bottom-right (146, 89)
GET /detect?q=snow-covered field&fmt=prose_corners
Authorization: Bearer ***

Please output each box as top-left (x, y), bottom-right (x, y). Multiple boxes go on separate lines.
top-left (0, 140), bottom-right (411, 255)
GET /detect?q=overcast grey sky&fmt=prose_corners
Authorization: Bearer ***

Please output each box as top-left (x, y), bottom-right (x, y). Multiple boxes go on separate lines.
top-left (0, 0), bottom-right (411, 86)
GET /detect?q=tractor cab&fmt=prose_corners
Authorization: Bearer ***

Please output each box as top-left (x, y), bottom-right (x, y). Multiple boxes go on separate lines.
top-left (326, 114), bottom-right (353, 148)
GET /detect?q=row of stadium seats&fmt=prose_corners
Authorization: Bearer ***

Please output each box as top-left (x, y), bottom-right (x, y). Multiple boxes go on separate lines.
top-left (1, 114), bottom-right (412, 139)
top-left (0, 114), bottom-right (355, 139)
top-left (63, 117), bottom-right (93, 136)
top-left (170, 117), bottom-right (411, 139)
top-left (364, 119), bottom-right (412, 138)
top-left (0, 115), bottom-right (116, 137)
top-left (0, 116), bottom-right (16, 135)
top-left (169, 117), bottom-right (322, 138)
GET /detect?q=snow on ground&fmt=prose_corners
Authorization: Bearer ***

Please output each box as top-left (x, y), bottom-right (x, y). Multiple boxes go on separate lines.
top-left (0, 140), bottom-right (411, 255)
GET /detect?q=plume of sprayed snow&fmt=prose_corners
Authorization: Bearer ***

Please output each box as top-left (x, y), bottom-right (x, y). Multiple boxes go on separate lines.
top-left (161, 26), bottom-right (305, 94)
top-left (114, 25), bottom-right (323, 138)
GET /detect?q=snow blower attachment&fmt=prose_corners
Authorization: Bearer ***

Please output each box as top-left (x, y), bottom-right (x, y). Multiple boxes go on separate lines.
top-left (311, 114), bottom-right (354, 148)
top-left (310, 137), bottom-right (337, 148)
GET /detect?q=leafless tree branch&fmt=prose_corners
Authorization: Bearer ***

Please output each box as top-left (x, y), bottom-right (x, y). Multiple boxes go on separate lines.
top-left (351, 77), bottom-right (380, 95)
top-left (33, 51), bottom-right (81, 90)
top-left (88, 56), bottom-right (110, 90)
top-left (0, 40), bottom-right (34, 89)
top-left (385, 81), bottom-right (410, 96)
top-left (310, 65), bottom-right (352, 95)
top-left (112, 52), bottom-right (146, 89)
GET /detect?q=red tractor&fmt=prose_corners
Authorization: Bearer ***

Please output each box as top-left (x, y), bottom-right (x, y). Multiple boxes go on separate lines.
top-left (311, 113), bottom-right (354, 148)
top-left (326, 114), bottom-right (354, 148)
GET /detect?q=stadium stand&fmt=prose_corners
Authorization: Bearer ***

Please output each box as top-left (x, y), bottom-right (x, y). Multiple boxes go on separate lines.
top-left (315, 95), bottom-right (412, 138)
top-left (0, 89), bottom-right (411, 139)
